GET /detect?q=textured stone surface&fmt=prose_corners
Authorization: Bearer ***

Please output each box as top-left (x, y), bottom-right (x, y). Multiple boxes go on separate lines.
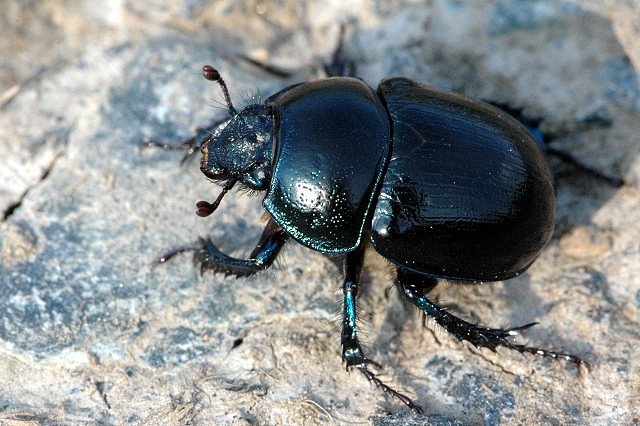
top-left (1, 1), bottom-right (639, 424)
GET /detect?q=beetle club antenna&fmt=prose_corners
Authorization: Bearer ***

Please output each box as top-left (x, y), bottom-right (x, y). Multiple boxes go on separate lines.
top-left (196, 177), bottom-right (238, 217)
top-left (202, 65), bottom-right (236, 115)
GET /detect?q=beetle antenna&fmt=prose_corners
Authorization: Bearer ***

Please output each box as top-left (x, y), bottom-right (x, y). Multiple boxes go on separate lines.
top-left (196, 178), bottom-right (238, 217)
top-left (202, 65), bottom-right (236, 115)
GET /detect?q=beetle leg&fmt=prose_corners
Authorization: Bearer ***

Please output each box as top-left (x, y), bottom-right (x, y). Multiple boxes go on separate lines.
top-left (340, 244), bottom-right (423, 413)
top-left (396, 269), bottom-right (590, 369)
top-left (486, 101), bottom-right (624, 187)
top-left (152, 241), bottom-right (204, 265)
top-left (341, 243), bottom-right (366, 369)
top-left (141, 116), bottom-right (231, 164)
top-left (545, 147), bottom-right (624, 187)
top-left (324, 23), bottom-right (356, 78)
top-left (193, 217), bottom-right (289, 278)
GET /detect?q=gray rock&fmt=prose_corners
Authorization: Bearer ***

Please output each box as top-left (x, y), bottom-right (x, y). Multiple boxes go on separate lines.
top-left (1, 1), bottom-right (639, 424)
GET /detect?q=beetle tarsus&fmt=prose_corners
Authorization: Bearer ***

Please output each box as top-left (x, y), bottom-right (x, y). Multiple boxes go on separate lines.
top-left (152, 242), bottom-right (203, 265)
top-left (141, 136), bottom-right (200, 164)
top-left (324, 23), bottom-right (356, 78)
top-left (357, 365), bottom-right (424, 414)
top-left (141, 137), bottom-right (194, 152)
top-left (498, 339), bottom-right (592, 371)
top-left (397, 270), bottom-right (589, 369)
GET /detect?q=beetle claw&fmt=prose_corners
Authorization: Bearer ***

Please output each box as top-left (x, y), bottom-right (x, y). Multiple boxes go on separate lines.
top-left (504, 322), bottom-right (539, 336)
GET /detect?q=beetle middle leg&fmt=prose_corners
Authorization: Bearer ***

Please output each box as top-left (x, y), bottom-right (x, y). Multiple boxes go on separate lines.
top-left (396, 269), bottom-right (590, 369)
top-left (341, 243), bottom-right (423, 413)
top-left (324, 23), bottom-right (356, 78)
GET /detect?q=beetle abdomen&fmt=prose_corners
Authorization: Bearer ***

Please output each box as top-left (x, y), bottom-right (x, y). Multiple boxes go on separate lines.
top-left (265, 78), bottom-right (391, 253)
top-left (371, 77), bottom-right (556, 281)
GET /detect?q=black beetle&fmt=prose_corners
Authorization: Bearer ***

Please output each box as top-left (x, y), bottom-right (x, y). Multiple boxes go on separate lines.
top-left (150, 65), bottom-right (591, 412)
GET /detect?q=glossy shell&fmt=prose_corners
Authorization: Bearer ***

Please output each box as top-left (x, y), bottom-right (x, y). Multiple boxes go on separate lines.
top-left (264, 78), bottom-right (391, 252)
top-left (371, 77), bottom-right (556, 281)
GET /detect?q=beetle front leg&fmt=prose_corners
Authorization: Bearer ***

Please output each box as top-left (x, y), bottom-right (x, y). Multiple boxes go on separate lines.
top-left (194, 217), bottom-right (289, 278)
top-left (340, 244), bottom-right (423, 413)
top-left (396, 269), bottom-right (590, 369)
top-left (141, 116), bottom-right (232, 164)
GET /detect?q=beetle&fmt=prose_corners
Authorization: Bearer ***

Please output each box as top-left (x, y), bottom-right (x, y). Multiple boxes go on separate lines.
top-left (148, 64), bottom-right (593, 412)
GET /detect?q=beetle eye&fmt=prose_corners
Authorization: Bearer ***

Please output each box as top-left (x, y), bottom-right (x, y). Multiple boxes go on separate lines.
top-left (255, 166), bottom-right (268, 181)
top-left (202, 169), bottom-right (220, 180)
top-left (243, 165), bottom-right (270, 189)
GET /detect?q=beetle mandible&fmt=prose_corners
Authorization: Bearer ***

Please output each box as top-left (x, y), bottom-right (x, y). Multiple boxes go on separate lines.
top-left (151, 63), bottom-right (590, 412)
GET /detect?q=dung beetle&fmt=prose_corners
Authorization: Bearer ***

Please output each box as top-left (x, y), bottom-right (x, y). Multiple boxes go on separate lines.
top-left (149, 64), bottom-right (593, 412)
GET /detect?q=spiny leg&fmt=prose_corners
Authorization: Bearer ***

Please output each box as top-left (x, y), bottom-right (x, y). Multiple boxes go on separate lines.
top-left (341, 243), bottom-right (423, 413)
top-left (141, 117), bottom-right (232, 165)
top-left (486, 101), bottom-right (624, 187)
top-left (237, 23), bottom-right (356, 79)
top-left (154, 217), bottom-right (289, 279)
top-left (194, 216), bottom-right (289, 278)
top-left (324, 23), bottom-right (356, 78)
top-left (545, 147), bottom-right (624, 187)
top-left (396, 268), bottom-right (590, 369)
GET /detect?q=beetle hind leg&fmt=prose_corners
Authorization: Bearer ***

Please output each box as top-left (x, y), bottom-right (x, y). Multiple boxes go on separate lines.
top-left (396, 269), bottom-right (590, 369)
top-left (340, 244), bottom-right (423, 413)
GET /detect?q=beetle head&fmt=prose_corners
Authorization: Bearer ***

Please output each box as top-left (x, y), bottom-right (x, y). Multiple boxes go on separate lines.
top-left (197, 66), bottom-right (274, 191)
top-left (200, 104), bottom-right (273, 190)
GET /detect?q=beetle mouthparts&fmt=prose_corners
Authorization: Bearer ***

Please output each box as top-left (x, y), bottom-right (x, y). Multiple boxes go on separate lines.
top-left (199, 142), bottom-right (210, 174)
top-left (199, 143), bottom-right (224, 180)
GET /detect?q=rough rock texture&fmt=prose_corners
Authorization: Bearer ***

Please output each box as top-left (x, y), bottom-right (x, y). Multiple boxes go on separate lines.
top-left (1, 1), bottom-right (639, 424)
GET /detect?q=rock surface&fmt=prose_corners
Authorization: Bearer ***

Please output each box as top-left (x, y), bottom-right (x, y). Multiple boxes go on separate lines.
top-left (1, 1), bottom-right (639, 424)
